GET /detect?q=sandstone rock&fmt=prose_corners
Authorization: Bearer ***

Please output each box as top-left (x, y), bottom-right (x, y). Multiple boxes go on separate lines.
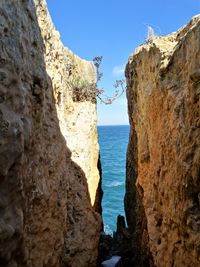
top-left (0, 0), bottom-right (101, 266)
top-left (125, 15), bottom-right (200, 267)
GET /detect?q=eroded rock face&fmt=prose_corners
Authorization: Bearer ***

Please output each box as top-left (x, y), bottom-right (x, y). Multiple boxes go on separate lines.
top-left (0, 0), bottom-right (101, 266)
top-left (125, 15), bottom-right (200, 267)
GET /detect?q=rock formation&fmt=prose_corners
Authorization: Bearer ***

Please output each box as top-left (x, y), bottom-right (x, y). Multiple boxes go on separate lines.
top-left (0, 0), bottom-right (101, 266)
top-left (125, 15), bottom-right (200, 267)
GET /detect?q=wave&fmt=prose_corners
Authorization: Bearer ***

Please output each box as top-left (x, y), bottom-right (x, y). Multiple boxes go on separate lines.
top-left (105, 181), bottom-right (124, 188)
top-left (104, 224), bottom-right (113, 236)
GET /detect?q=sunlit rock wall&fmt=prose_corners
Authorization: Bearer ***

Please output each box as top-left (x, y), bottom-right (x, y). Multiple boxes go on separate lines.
top-left (126, 15), bottom-right (200, 267)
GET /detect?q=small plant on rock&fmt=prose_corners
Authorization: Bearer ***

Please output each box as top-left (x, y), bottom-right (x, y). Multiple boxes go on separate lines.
top-left (145, 25), bottom-right (160, 44)
top-left (71, 56), bottom-right (125, 103)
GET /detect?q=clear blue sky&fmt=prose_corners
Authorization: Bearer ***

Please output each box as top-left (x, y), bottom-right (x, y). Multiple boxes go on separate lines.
top-left (46, 0), bottom-right (199, 125)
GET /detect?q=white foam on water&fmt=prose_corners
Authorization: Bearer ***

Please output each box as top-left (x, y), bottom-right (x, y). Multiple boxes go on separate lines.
top-left (104, 224), bottom-right (113, 236)
top-left (105, 181), bottom-right (124, 188)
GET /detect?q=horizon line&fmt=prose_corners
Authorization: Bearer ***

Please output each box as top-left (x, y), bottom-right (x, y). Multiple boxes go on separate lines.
top-left (97, 124), bottom-right (129, 127)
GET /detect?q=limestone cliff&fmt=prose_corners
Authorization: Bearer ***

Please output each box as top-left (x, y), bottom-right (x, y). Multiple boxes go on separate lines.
top-left (125, 15), bottom-right (200, 267)
top-left (0, 0), bottom-right (101, 266)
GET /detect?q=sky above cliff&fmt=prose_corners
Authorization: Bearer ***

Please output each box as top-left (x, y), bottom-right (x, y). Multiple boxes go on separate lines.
top-left (46, 0), bottom-right (199, 125)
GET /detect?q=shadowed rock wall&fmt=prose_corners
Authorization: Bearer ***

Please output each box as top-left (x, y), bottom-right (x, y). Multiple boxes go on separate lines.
top-left (0, 0), bottom-right (101, 266)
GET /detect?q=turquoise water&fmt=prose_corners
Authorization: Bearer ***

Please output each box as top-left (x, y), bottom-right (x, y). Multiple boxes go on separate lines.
top-left (98, 125), bottom-right (130, 234)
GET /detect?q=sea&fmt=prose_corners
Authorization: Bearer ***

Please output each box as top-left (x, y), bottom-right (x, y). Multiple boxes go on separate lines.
top-left (98, 125), bottom-right (130, 235)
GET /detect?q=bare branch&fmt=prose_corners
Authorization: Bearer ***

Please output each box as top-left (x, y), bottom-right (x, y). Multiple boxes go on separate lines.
top-left (93, 57), bottom-right (125, 104)
top-left (70, 56), bottom-right (125, 104)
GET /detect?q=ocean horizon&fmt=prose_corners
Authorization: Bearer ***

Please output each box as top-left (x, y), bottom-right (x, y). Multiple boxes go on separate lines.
top-left (98, 124), bottom-right (129, 127)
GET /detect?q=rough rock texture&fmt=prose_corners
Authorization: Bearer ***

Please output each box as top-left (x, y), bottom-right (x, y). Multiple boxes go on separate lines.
top-left (0, 0), bottom-right (101, 266)
top-left (125, 15), bottom-right (200, 267)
